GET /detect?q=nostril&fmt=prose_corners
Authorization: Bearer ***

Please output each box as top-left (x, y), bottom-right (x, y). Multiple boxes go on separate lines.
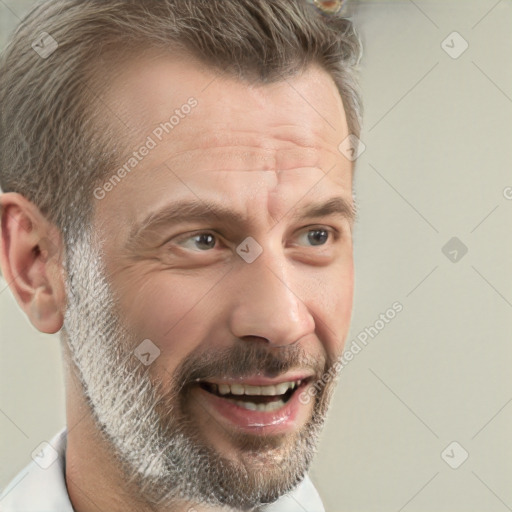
top-left (240, 335), bottom-right (271, 344)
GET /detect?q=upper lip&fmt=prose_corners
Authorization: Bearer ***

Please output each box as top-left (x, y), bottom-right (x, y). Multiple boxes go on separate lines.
top-left (197, 372), bottom-right (315, 387)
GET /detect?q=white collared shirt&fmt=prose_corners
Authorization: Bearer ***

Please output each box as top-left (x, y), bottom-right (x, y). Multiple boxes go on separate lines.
top-left (0, 428), bottom-right (325, 512)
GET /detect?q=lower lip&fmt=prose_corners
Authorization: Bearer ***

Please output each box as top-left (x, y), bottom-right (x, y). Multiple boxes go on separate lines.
top-left (193, 381), bottom-right (312, 435)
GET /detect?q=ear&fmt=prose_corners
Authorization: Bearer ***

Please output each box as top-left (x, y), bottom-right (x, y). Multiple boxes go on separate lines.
top-left (0, 192), bottom-right (66, 333)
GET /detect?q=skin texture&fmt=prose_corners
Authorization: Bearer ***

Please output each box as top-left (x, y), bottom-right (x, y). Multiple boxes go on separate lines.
top-left (0, 53), bottom-right (354, 511)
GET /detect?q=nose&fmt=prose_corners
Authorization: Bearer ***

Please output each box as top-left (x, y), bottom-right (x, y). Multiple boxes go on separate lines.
top-left (228, 250), bottom-right (315, 348)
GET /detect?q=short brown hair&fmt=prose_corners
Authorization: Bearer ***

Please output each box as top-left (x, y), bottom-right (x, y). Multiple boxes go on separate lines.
top-left (0, 0), bottom-right (362, 253)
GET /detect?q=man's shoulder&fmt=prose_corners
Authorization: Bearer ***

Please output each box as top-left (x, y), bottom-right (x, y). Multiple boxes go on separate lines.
top-left (0, 427), bottom-right (74, 512)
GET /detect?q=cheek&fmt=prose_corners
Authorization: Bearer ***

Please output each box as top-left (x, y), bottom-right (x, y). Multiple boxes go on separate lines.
top-left (338, 259), bottom-right (355, 318)
top-left (112, 270), bottom-right (216, 370)
top-left (336, 257), bottom-right (355, 331)
top-left (307, 257), bottom-right (354, 354)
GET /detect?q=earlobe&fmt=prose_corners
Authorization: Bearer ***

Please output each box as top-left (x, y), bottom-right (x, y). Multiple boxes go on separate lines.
top-left (29, 284), bottom-right (66, 334)
top-left (0, 193), bottom-right (66, 334)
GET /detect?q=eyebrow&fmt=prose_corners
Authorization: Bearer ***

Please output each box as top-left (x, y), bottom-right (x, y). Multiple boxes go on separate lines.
top-left (127, 195), bottom-right (356, 249)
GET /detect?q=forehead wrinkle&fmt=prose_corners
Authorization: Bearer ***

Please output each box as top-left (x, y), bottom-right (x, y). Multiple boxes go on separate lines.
top-left (147, 142), bottom-right (336, 181)
top-left (199, 124), bottom-right (334, 153)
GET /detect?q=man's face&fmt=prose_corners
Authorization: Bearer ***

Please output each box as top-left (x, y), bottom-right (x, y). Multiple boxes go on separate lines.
top-left (64, 54), bottom-right (354, 509)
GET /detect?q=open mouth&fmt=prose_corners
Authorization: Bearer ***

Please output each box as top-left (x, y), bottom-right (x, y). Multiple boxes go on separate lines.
top-left (198, 378), bottom-right (309, 413)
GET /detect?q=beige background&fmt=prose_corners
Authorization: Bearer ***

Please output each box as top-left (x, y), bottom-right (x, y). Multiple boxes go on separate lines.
top-left (1, 1), bottom-right (511, 511)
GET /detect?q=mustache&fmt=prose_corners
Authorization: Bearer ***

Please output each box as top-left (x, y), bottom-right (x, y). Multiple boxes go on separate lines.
top-left (171, 341), bottom-right (330, 392)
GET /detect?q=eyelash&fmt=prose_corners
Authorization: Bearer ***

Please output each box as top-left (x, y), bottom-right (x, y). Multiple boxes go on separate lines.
top-left (172, 226), bottom-right (340, 252)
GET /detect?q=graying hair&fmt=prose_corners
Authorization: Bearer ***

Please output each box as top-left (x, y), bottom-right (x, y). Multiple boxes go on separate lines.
top-left (0, 0), bottom-right (362, 253)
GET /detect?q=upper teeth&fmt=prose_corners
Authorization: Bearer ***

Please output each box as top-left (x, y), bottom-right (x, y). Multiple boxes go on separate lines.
top-left (211, 380), bottom-right (301, 396)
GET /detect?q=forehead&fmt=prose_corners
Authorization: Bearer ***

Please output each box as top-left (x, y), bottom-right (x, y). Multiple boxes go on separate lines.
top-left (103, 51), bottom-right (349, 156)
top-left (95, 52), bottom-right (352, 229)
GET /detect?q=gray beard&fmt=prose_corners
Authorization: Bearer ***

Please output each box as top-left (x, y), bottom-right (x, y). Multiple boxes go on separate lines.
top-left (60, 227), bottom-right (338, 510)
